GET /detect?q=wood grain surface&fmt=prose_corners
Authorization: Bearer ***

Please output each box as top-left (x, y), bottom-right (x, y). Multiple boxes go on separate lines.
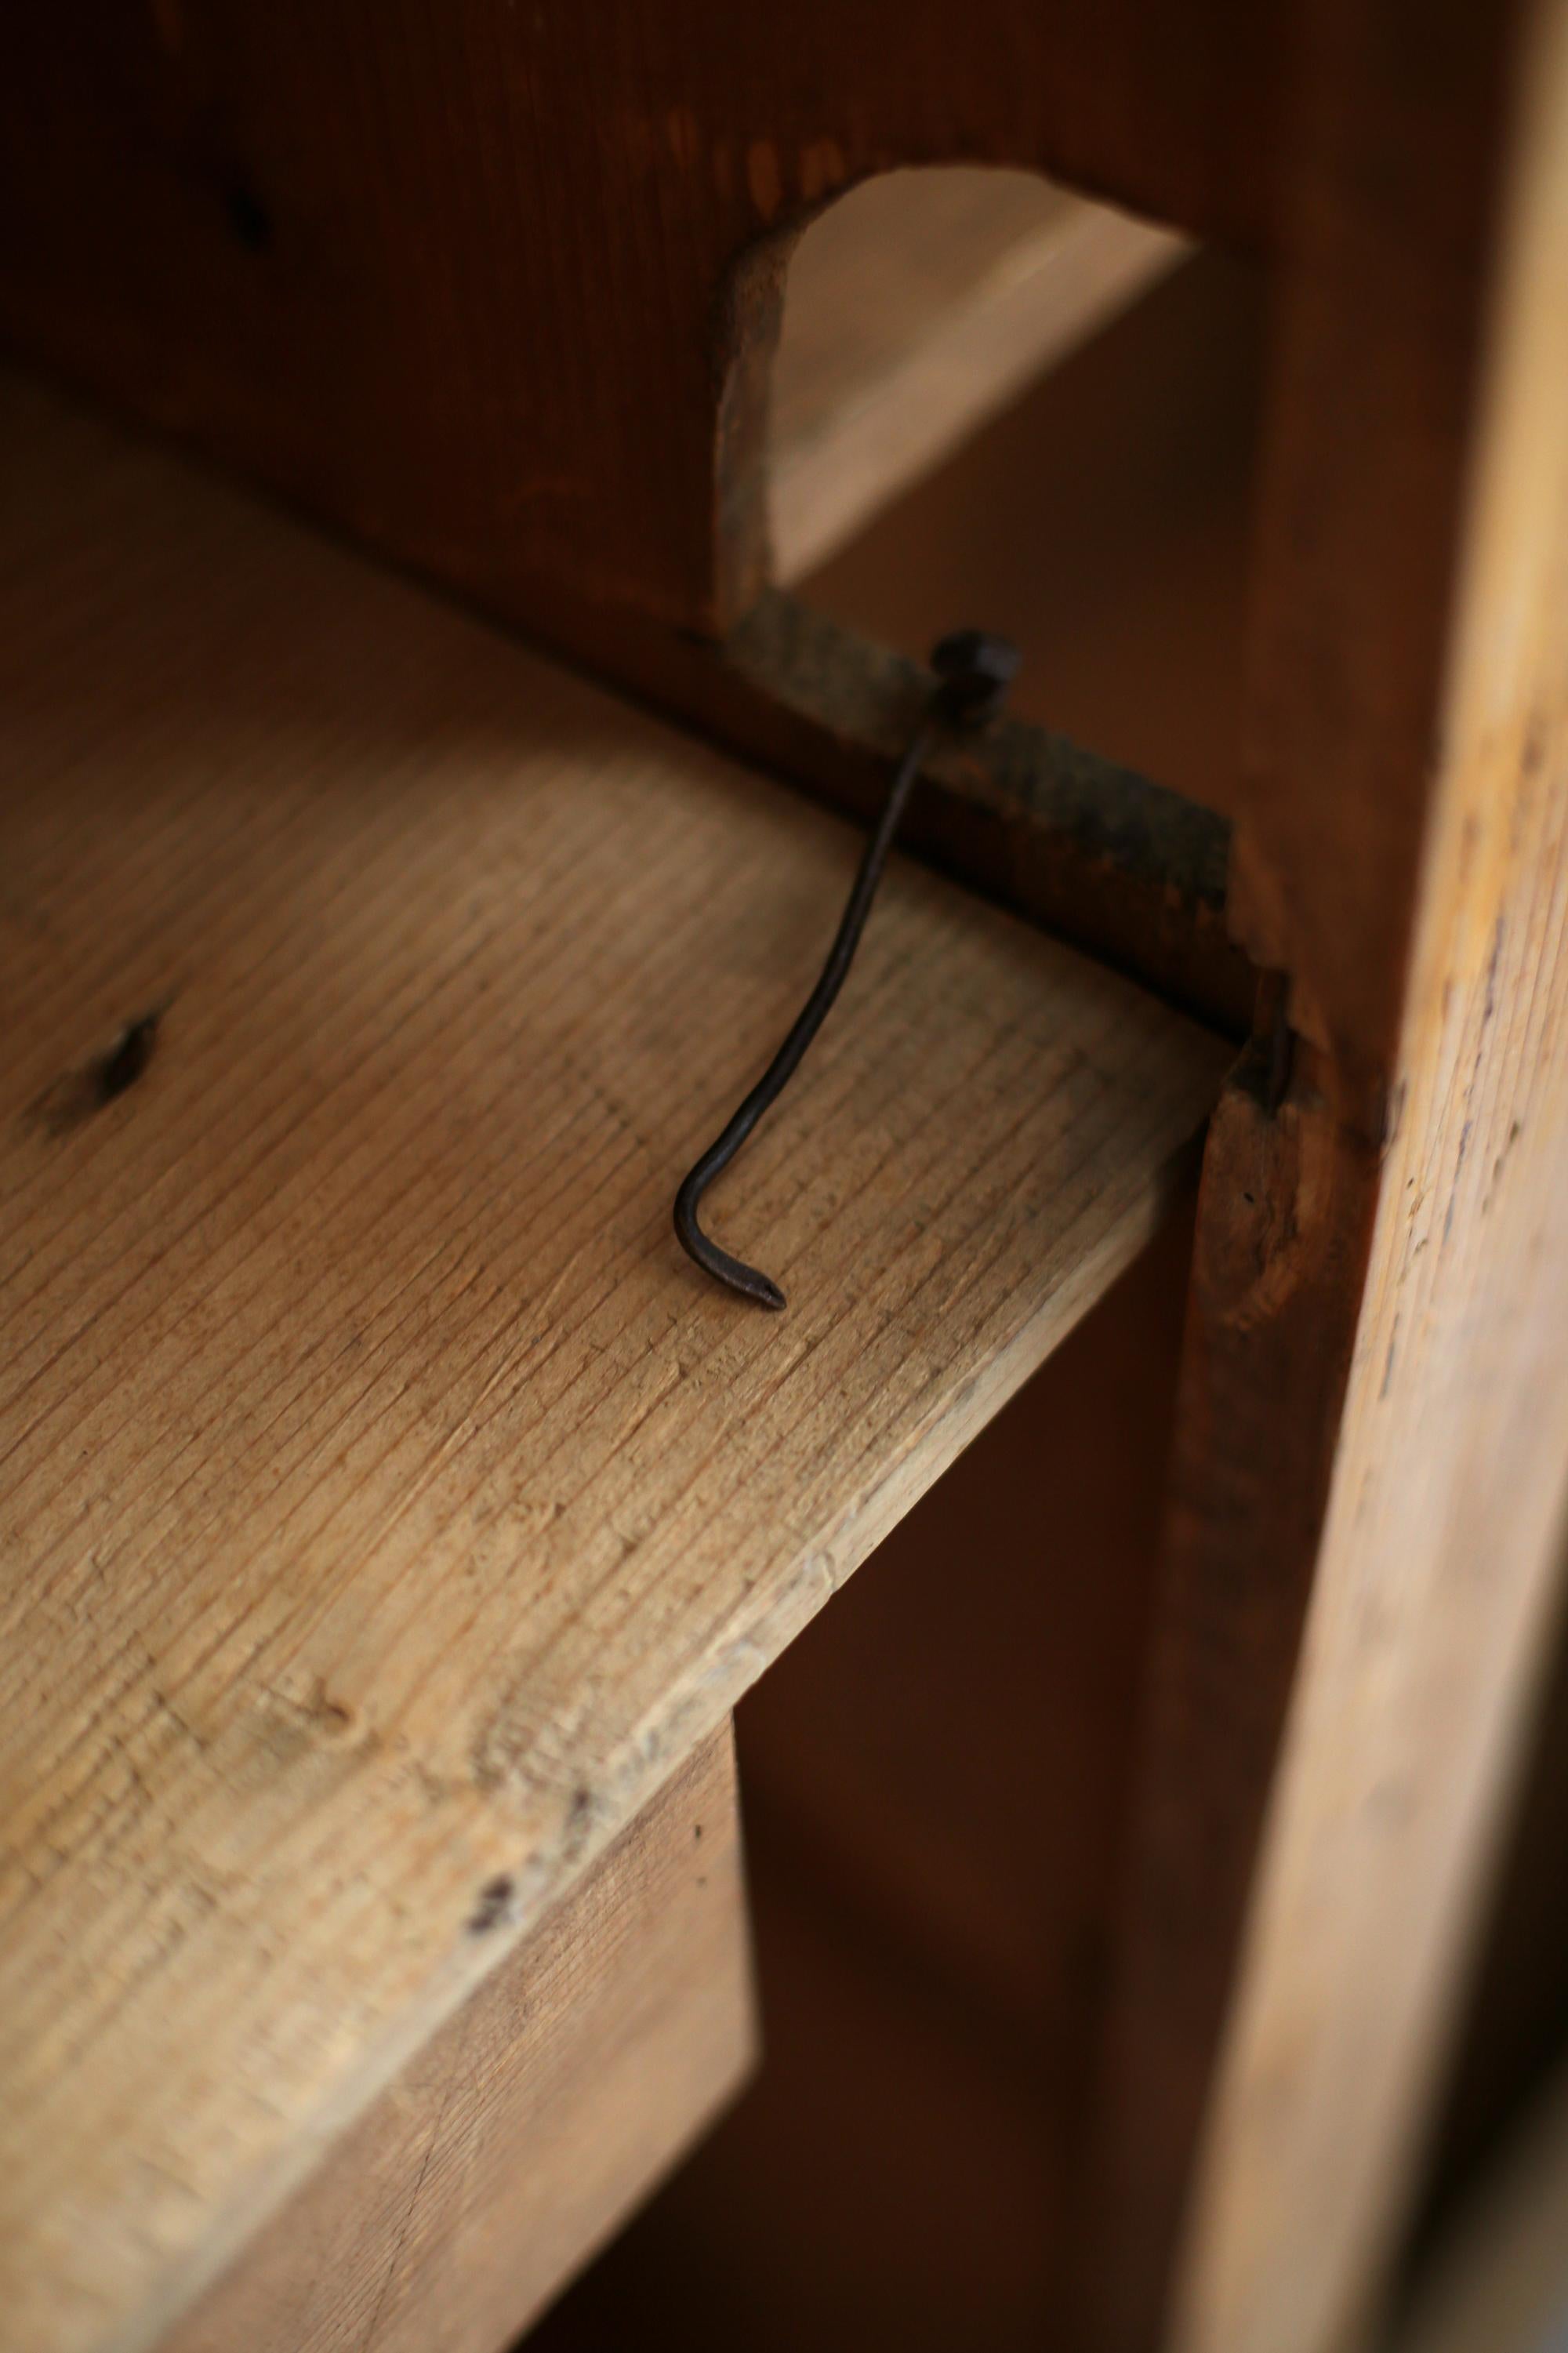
top-left (769, 169), bottom-right (1184, 582)
top-left (0, 372), bottom-right (1226, 2353)
top-left (164, 1728), bottom-right (753, 2353)
top-left (1168, 3), bottom-right (1568, 2345)
top-left (525, 1211), bottom-right (1201, 2353)
top-left (1074, 5), bottom-right (1568, 2345)
top-left (0, 0), bottom-right (1282, 655)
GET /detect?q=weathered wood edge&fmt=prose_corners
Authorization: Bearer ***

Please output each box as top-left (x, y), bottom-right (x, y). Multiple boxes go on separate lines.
top-left (1073, 2), bottom-right (1568, 2346)
top-left (459, 568), bottom-right (1252, 1040)
top-left (162, 1727), bottom-right (756, 2353)
top-left (717, 592), bottom-right (1250, 1037)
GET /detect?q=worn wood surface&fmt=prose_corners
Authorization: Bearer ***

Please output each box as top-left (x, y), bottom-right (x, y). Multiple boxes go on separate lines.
top-left (769, 169), bottom-right (1183, 582)
top-left (1074, 1033), bottom-right (1380, 2353)
top-left (717, 595), bottom-right (1250, 1037)
top-left (0, 372), bottom-right (1226, 2353)
top-left (164, 1727), bottom-right (753, 2353)
top-left (1076, 4), bottom-right (1568, 2349)
top-left (0, 0), bottom-right (1282, 665)
top-left (1218, 7), bottom-right (1512, 1126)
top-left (1173, 6), bottom-right (1568, 2342)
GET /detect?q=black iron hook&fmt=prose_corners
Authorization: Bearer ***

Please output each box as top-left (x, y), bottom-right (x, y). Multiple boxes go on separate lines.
top-left (673, 630), bottom-right (1020, 1311)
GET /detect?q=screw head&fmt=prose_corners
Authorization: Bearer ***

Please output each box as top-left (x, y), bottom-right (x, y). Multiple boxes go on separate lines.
top-left (929, 630), bottom-right (1020, 726)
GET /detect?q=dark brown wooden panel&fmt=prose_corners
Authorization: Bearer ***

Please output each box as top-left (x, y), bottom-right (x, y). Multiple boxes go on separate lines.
top-left (0, 1), bottom-right (1283, 659)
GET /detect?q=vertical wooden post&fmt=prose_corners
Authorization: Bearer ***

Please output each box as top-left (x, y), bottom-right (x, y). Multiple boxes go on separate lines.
top-left (1082, 3), bottom-right (1568, 2346)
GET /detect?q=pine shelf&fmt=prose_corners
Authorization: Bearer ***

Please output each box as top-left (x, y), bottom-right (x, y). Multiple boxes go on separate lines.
top-left (0, 372), bottom-right (1225, 2353)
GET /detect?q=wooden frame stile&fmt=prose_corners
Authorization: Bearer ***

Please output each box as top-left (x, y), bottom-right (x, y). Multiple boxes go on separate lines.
top-left (1080, 4), bottom-right (1568, 2348)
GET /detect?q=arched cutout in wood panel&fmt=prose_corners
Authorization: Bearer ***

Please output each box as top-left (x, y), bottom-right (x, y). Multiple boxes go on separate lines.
top-left (714, 168), bottom-right (1185, 626)
top-left (767, 169), bottom-right (1186, 585)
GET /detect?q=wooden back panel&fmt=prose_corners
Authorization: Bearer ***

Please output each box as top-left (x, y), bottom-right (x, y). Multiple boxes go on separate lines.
top-left (0, 1), bottom-right (1280, 655)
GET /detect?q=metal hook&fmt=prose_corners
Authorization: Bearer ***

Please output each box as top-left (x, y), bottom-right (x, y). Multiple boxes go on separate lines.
top-left (673, 630), bottom-right (1020, 1311)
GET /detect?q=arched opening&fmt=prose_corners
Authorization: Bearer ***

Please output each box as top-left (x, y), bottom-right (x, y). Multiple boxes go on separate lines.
top-left (766, 165), bottom-right (1267, 819)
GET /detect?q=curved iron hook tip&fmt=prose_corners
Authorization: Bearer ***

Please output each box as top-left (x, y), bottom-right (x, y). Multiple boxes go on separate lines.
top-left (673, 629), bottom-right (1020, 1311)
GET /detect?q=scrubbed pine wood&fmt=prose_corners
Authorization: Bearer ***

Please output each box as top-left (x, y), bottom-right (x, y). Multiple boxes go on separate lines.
top-left (0, 373), bottom-right (1225, 2353)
